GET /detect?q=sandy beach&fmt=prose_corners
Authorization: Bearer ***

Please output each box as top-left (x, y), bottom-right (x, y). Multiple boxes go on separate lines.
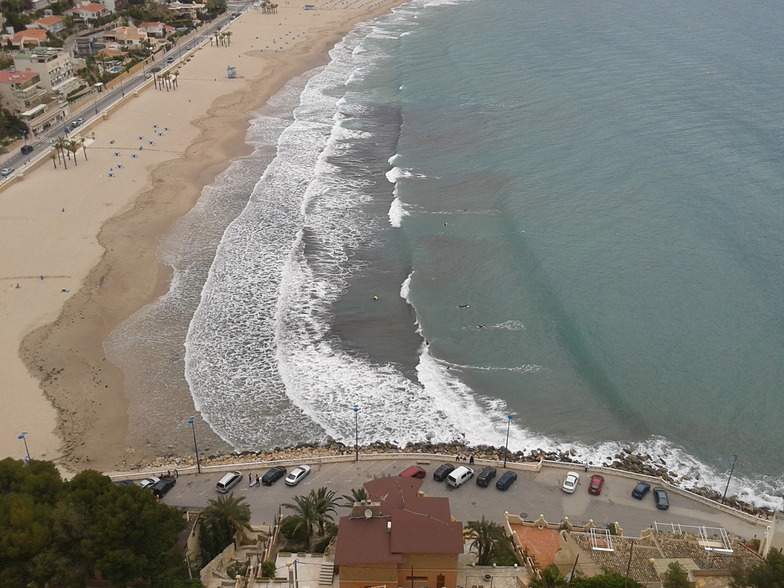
top-left (0, 0), bottom-right (406, 472)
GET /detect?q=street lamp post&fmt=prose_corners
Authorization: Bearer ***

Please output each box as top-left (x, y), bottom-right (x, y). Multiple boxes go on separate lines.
top-left (18, 432), bottom-right (30, 461)
top-left (188, 419), bottom-right (201, 473)
top-left (503, 414), bottom-right (513, 468)
top-left (353, 407), bottom-right (359, 463)
top-left (721, 453), bottom-right (739, 504)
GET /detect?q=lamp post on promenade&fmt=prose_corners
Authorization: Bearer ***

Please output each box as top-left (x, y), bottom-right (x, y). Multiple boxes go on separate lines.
top-left (353, 407), bottom-right (359, 463)
top-left (188, 418), bottom-right (201, 474)
top-left (18, 432), bottom-right (30, 462)
top-left (503, 414), bottom-right (513, 468)
top-left (721, 453), bottom-right (739, 504)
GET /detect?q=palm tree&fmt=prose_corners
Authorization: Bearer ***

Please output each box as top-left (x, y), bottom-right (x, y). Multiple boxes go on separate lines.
top-left (201, 493), bottom-right (253, 549)
top-left (66, 140), bottom-right (79, 166)
top-left (310, 487), bottom-right (339, 535)
top-left (53, 137), bottom-right (68, 169)
top-left (464, 516), bottom-right (506, 566)
top-left (283, 493), bottom-right (319, 550)
top-left (340, 487), bottom-right (368, 507)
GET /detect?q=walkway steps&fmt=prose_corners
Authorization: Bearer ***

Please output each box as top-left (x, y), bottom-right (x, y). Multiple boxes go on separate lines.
top-left (319, 562), bottom-right (334, 586)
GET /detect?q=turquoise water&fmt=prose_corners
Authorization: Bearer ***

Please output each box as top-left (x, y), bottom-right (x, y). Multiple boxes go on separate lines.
top-left (112, 0), bottom-right (784, 507)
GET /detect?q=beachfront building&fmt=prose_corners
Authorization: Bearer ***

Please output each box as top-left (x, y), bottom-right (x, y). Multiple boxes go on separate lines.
top-left (137, 22), bottom-right (167, 38)
top-left (74, 33), bottom-right (110, 57)
top-left (103, 26), bottom-right (148, 49)
top-left (333, 476), bottom-right (464, 588)
top-left (66, 1), bottom-right (112, 22)
top-left (0, 68), bottom-right (68, 135)
top-left (14, 47), bottom-right (81, 94)
top-left (4, 28), bottom-right (49, 49)
top-left (29, 15), bottom-right (67, 34)
top-left (163, 2), bottom-right (206, 20)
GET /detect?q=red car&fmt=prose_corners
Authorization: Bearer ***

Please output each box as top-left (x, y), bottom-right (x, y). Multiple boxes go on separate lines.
top-left (399, 466), bottom-right (426, 479)
top-left (588, 474), bottom-right (605, 495)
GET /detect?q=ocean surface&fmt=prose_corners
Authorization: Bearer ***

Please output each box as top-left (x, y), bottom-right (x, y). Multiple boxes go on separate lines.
top-left (106, 0), bottom-right (784, 508)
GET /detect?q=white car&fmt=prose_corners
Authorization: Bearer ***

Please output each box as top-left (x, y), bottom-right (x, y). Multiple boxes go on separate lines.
top-left (1, 167), bottom-right (14, 177)
top-left (285, 464), bottom-right (311, 486)
top-left (562, 471), bottom-right (580, 494)
top-left (139, 476), bottom-right (161, 489)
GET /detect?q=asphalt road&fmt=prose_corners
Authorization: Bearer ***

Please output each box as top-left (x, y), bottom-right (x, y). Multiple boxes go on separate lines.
top-left (160, 457), bottom-right (768, 540)
top-left (0, 13), bottom-right (234, 177)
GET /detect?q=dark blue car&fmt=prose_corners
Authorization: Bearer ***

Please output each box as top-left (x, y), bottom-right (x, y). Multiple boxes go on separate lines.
top-left (495, 471), bottom-right (517, 491)
top-left (631, 481), bottom-right (651, 499)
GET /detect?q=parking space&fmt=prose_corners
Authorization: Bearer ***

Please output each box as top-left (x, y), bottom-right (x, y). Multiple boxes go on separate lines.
top-left (162, 458), bottom-right (767, 539)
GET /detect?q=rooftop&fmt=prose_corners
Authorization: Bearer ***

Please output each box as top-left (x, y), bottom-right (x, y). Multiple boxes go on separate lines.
top-left (0, 69), bottom-right (39, 84)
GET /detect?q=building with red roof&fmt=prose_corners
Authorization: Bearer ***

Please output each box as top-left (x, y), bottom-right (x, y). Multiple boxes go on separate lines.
top-left (334, 477), bottom-right (464, 588)
top-left (7, 28), bottom-right (49, 48)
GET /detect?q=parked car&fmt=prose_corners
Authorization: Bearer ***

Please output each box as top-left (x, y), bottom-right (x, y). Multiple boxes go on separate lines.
top-left (632, 481), bottom-right (651, 499)
top-left (113, 479), bottom-right (134, 486)
top-left (476, 466), bottom-right (497, 487)
top-left (588, 474), bottom-right (605, 495)
top-left (399, 466), bottom-right (426, 479)
top-left (446, 466), bottom-right (474, 488)
top-left (562, 471), bottom-right (580, 494)
top-left (433, 463), bottom-right (455, 482)
top-left (1, 167), bottom-right (14, 177)
top-left (285, 465), bottom-right (311, 486)
top-left (20, 145), bottom-right (33, 154)
top-left (495, 470), bottom-right (517, 491)
top-left (262, 465), bottom-right (287, 486)
top-left (150, 477), bottom-right (176, 498)
top-left (216, 471), bottom-right (242, 493)
top-left (653, 487), bottom-right (670, 510)
top-left (139, 476), bottom-right (161, 489)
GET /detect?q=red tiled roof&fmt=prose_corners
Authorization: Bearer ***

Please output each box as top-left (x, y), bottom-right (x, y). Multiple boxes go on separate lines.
top-left (334, 477), bottom-right (464, 566)
top-left (13, 29), bottom-right (48, 42)
top-left (0, 69), bottom-right (39, 84)
top-left (35, 16), bottom-right (65, 25)
top-left (81, 3), bottom-right (109, 11)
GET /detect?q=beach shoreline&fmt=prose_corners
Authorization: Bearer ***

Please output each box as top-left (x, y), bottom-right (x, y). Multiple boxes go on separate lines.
top-left (1, 0), bottom-right (407, 472)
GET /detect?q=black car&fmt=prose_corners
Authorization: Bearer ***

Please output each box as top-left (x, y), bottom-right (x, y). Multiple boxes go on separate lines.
top-left (20, 145), bottom-right (33, 154)
top-left (262, 465), bottom-right (287, 486)
top-left (150, 477), bottom-right (176, 498)
top-left (495, 470), bottom-right (517, 491)
top-left (476, 466), bottom-right (497, 487)
top-left (631, 481), bottom-right (651, 499)
top-left (653, 487), bottom-right (670, 510)
top-left (433, 463), bottom-right (455, 482)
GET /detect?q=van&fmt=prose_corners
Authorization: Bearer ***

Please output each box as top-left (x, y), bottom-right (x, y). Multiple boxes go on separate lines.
top-left (446, 465), bottom-right (474, 488)
top-left (216, 470), bottom-right (242, 493)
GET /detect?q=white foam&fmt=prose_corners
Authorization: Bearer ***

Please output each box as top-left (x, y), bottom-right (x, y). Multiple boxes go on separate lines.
top-left (388, 197), bottom-right (408, 227)
top-left (178, 0), bottom-right (784, 511)
top-left (400, 271), bottom-right (413, 302)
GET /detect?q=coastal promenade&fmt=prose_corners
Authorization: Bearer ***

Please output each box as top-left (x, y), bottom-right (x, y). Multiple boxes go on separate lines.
top-left (121, 453), bottom-right (770, 540)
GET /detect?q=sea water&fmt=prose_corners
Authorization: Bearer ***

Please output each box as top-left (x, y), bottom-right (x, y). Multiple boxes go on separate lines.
top-left (109, 0), bottom-right (784, 507)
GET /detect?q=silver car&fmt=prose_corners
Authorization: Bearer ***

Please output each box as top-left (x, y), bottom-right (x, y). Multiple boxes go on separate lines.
top-left (285, 465), bottom-right (311, 486)
top-left (562, 471), bottom-right (580, 494)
